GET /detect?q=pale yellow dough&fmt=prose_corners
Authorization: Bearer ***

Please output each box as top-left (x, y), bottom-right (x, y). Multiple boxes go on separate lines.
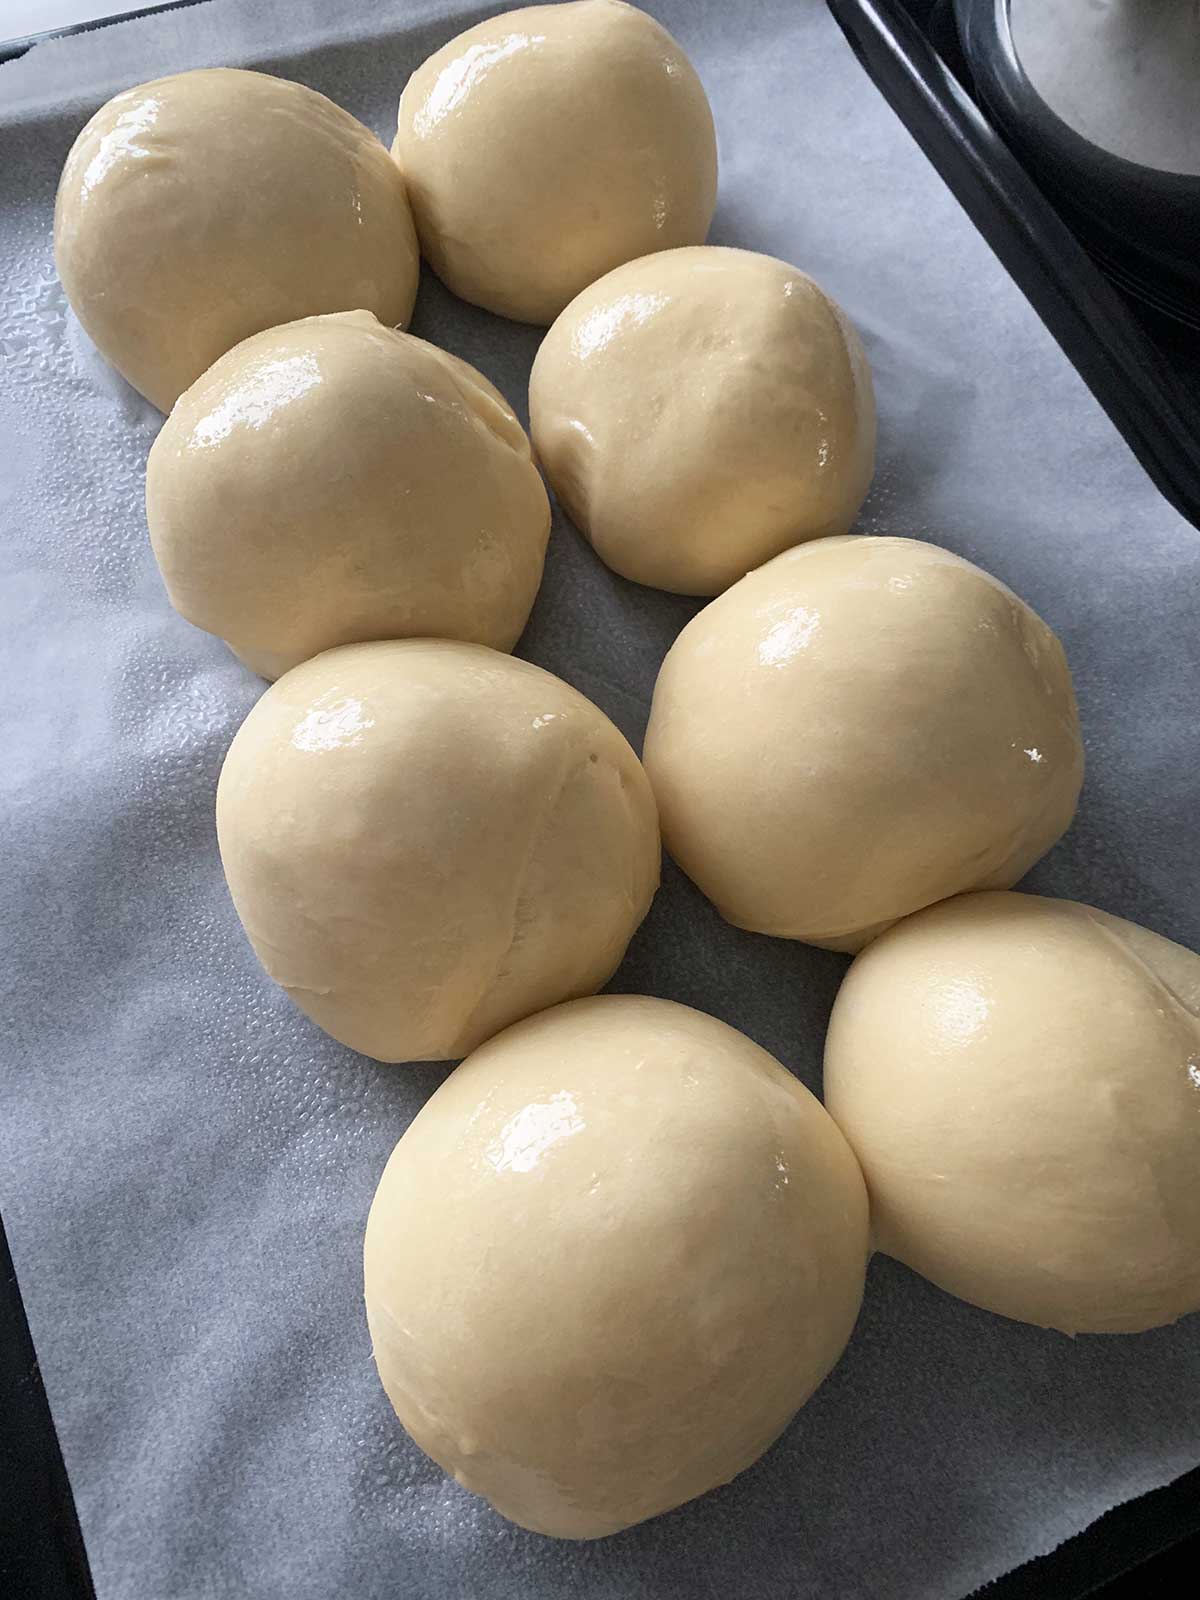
top-left (364, 994), bottom-right (870, 1537)
top-left (55, 69), bottom-right (420, 412)
top-left (529, 247), bottom-right (876, 594)
top-left (216, 641), bottom-right (660, 1063)
top-left (392, 1), bottom-right (717, 324)
top-left (643, 536), bottom-right (1083, 950)
top-left (145, 311), bottom-right (550, 680)
top-left (824, 891), bottom-right (1200, 1334)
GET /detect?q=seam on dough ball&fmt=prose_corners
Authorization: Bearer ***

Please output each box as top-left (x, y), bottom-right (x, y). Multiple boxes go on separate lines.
top-left (449, 749), bottom-right (576, 1057)
top-left (450, 746), bottom-right (653, 1057)
top-left (446, 370), bottom-right (527, 456)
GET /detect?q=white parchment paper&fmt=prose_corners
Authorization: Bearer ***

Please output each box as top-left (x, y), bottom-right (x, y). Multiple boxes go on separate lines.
top-left (2, 3), bottom-right (1199, 1597)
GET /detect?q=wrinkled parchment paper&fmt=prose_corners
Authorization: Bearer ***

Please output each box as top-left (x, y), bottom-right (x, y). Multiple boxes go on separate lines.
top-left (2, 3), bottom-right (1199, 1597)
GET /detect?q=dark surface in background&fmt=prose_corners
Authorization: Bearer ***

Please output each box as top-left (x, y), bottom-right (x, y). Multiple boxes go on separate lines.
top-left (973, 1472), bottom-right (1199, 1600)
top-left (0, 1219), bottom-right (97, 1600)
top-left (1, 2), bottom-right (1197, 1597)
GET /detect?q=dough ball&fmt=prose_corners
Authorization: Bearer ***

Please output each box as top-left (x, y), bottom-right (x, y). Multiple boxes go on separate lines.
top-left (530, 247), bottom-right (876, 594)
top-left (392, 1), bottom-right (717, 324)
top-left (824, 891), bottom-right (1200, 1334)
top-left (643, 536), bottom-right (1083, 951)
top-left (55, 69), bottom-right (419, 411)
top-left (146, 311), bottom-right (550, 680)
top-left (216, 641), bottom-right (659, 1063)
top-left (364, 994), bottom-right (869, 1537)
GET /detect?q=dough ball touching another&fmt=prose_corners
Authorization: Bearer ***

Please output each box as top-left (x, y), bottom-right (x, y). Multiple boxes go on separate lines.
top-left (643, 537), bottom-right (1083, 951)
top-left (55, 69), bottom-right (419, 411)
top-left (216, 641), bottom-right (659, 1063)
top-left (146, 311), bottom-right (550, 680)
top-left (530, 247), bottom-right (876, 594)
top-left (393, 1), bottom-right (717, 324)
top-left (824, 891), bottom-right (1200, 1334)
top-left (364, 994), bottom-right (869, 1537)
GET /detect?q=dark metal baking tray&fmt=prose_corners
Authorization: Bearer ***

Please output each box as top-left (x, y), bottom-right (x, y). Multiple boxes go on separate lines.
top-left (826, 0), bottom-right (1200, 543)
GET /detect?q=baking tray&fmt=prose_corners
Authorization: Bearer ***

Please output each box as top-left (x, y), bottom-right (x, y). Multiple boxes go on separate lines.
top-left (953, 0), bottom-right (1200, 331)
top-left (2, 2), bottom-right (1199, 1598)
top-left (824, 5), bottom-right (1200, 1594)
top-left (826, 0), bottom-right (1200, 543)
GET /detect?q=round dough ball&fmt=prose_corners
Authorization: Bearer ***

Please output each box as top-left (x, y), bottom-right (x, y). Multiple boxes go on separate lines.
top-left (364, 994), bottom-right (869, 1537)
top-left (216, 641), bottom-right (659, 1063)
top-left (643, 536), bottom-right (1083, 951)
top-left (55, 69), bottom-right (419, 412)
top-left (393, 1), bottom-right (717, 324)
top-left (146, 311), bottom-right (550, 680)
top-left (824, 891), bottom-right (1200, 1334)
top-left (529, 247), bottom-right (876, 594)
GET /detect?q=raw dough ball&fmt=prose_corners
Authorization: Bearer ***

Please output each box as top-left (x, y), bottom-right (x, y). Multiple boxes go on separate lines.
top-left (529, 247), bottom-right (876, 594)
top-left (643, 536), bottom-right (1083, 951)
top-left (146, 311), bottom-right (550, 680)
top-left (55, 69), bottom-right (419, 411)
top-left (392, 1), bottom-right (717, 324)
top-left (364, 994), bottom-right (869, 1537)
top-left (824, 891), bottom-right (1200, 1334)
top-left (216, 641), bottom-right (659, 1063)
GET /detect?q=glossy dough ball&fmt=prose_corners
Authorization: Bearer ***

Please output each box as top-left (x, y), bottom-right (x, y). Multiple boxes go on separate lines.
top-left (146, 311), bottom-right (550, 680)
top-left (55, 69), bottom-right (419, 411)
top-left (824, 892), bottom-right (1200, 1333)
top-left (216, 641), bottom-right (659, 1063)
top-left (364, 995), bottom-right (870, 1536)
top-left (393, 1), bottom-right (717, 324)
top-left (530, 247), bottom-right (876, 594)
top-left (643, 537), bottom-right (1083, 951)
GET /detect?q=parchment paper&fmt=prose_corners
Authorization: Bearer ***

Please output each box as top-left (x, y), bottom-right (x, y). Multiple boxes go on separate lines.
top-left (2, 3), bottom-right (1199, 1598)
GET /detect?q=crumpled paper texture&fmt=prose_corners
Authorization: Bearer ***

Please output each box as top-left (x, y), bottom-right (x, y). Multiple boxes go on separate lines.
top-left (1, 3), bottom-right (1198, 1598)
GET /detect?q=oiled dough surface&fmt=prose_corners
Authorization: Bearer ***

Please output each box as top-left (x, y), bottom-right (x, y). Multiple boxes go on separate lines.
top-left (824, 890), bottom-right (1200, 1333)
top-left (146, 311), bottom-right (549, 680)
top-left (365, 994), bottom-right (870, 1536)
top-left (393, 1), bottom-right (717, 323)
top-left (530, 246), bottom-right (875, 594)
top-left (55, 68), bottom-right (419, 411)
top-left (216, 641), bottom-right (660, 1063)
top-left (643, 536), bottom-right (1083, 949)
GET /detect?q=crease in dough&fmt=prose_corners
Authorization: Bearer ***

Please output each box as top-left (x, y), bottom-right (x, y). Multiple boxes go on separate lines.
top-left (216, 639), bottom-right (660, 1063)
